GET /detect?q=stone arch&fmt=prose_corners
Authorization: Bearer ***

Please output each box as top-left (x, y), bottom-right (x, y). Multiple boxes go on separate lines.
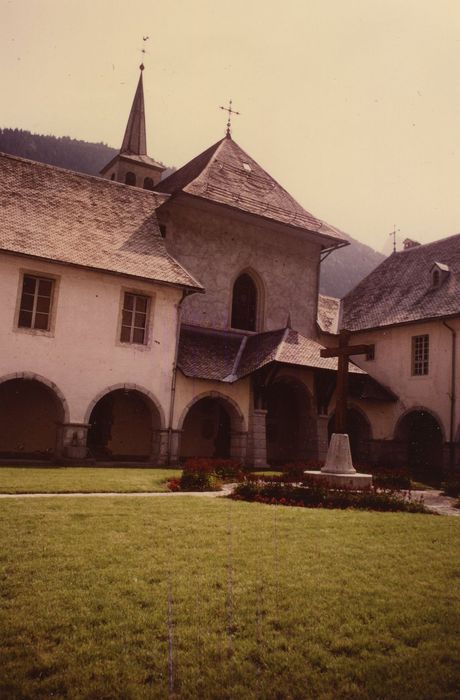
top-left (328, 404), bottom-right (372, 464)
top-left (394, 406), bottom-right (444, 484)
top-left (178, 391), bottom-right (247, 461)
top-left (85, 384), bottom-right (166, 463)
top-left (230, 267), bottom-right (265, 331)
top-left (0, 372), bottom-right (69, 459)
top-left (266, 375), bottom-right (315, 464)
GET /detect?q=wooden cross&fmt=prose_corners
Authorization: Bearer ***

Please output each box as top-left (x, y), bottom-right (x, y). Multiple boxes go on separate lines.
top-left (389, 225), bottom-right (400, 254)
top-left (219, 99), bottom-right (240, 137)
top-left (320, 331), bottom-right (372, 433)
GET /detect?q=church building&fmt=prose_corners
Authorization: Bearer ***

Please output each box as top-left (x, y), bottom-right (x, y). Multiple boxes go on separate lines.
top-left (1, 65), bottom-right (455, 481)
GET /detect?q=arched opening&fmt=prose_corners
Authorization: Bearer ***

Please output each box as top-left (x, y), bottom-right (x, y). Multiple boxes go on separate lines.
top-left (180, 396), bottom-right (243, 460)
top-left (87, 389), bottom-right (160, 462)
top-left (266, 379), bottom-right (314, 464)
top-left (328, 407), bottom-right (372, 464)
top-left (231, 273), bottom-right (258, 331)
top-left (0, 378), bottom-right (65, 459)
top-left (143, 177), bottom-right (154, 190)
top-left (395, 410), bottom-right (443, 484)
top-left (125, 171), bottom-right (137, 186)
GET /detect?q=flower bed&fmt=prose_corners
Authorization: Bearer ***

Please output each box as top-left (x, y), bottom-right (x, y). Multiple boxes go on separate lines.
top-left (168, 458), bottom-right (243, 492)
top-left (231, 481), bottom-right (429, 513)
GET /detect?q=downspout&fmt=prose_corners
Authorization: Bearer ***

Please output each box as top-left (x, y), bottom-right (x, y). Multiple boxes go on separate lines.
top-left (443, 320), bottom-right (457, 471)
top-left (167, 290), bottom-right (188, 464)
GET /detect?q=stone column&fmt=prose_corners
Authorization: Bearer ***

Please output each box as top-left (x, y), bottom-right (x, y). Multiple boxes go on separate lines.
top-left (248, 408), bottom-right (268, 468)
top-left (315, 415), bottom-right (330, 461)
top-left (230, 430), bottom-right (248, 463)
top-left (57, 423), bottom-right (89, 460)
top-left (153, 429), bottom-right (169, 466)
top-left (168, 429), bottom-right (183, 466)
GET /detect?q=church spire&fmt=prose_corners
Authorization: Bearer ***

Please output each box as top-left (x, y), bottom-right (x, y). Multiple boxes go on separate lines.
top-left (120, 65), bottom-right (147, 155)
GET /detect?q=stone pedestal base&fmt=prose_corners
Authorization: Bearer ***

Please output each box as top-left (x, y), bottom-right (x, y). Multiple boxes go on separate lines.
top-left (305, 433), bottom-right (373, 490)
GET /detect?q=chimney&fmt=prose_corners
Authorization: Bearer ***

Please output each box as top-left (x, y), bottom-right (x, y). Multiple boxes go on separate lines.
top-left (403, 238), bottom-right (421, 250)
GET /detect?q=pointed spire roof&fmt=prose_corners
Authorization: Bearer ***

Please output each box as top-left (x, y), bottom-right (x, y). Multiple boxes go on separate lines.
top-left (155, 136), bottom-right (348, 246)
top-left (121, 66), bottom-right (147, 155)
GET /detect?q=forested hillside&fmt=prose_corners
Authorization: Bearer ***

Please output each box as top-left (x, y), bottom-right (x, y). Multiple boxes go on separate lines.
top-left (0, 127), bottom-right (385, 298)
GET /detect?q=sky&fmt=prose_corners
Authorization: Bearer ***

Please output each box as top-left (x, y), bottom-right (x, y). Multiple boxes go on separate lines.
top-left (2, 0), bottom-right (460, 253)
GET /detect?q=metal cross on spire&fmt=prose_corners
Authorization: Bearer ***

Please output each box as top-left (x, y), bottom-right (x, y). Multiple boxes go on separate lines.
top-left (219, 99), bottom-right (240, 137)
top-left (389, 225), bottom-right (400, 254)
top-left (138, 35), bottom-right (150, 71)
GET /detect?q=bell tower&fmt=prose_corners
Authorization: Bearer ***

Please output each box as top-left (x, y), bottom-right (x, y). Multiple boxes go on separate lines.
top-left (100, 64), bottom-right (165, 189)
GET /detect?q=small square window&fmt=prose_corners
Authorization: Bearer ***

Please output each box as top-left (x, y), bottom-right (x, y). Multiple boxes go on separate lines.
top-left (18, 274), bottom-right (54, 331)
top-left (366, 344), bottom-right (375, 361)
top-left (120, 292), bottom-right (149, 344)
top-left (412, 335), bottom-right (429, 375)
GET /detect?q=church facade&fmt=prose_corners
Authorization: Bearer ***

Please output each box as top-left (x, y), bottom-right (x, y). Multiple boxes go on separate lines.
top-left (1, 67), bottom-right (456, 480)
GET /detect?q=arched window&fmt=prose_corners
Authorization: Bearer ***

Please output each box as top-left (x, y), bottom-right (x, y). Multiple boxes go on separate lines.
top-left (125, 172), bottom-right (136, 186)
top-left (143, 177), bottom-right (154, 190)
top-left (231, 273), bottom-right (258, 331)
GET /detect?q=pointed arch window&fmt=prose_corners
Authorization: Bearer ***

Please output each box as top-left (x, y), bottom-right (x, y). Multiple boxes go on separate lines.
top-left (231, 273), bottom-right (258, 331)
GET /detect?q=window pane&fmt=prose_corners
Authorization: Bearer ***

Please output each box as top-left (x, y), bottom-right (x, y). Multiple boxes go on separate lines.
top-left (34, 313), bottom-right (49, 330)
top-left (38, 279), bottom-right (53, 297)
top-left (120, 325), bottom-right (131, 342)
top-left (133, 327), bottom-right (145, 344)
top-left (36, 296), bottom-right (51, 313)
top-left (134, 312), bottom-right (146, 328)
top-left (20, 292), bottom-right (34, 312)
top-left (122, 310), bottom-right (133, 326)
top-left (124, 294), bottom-right (134, 311)
top-left (23, 276), bottom-right (36, 294)
top-left (135, 296), bottom-right (148, 313)
top-left (18, 310), bottom-right (32, 327)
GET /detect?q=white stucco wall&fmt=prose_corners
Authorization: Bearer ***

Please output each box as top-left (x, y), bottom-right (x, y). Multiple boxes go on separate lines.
top-left (0, 254), bottom-right (184, 424)
top-left (159, 198), bottom-right (322, 338)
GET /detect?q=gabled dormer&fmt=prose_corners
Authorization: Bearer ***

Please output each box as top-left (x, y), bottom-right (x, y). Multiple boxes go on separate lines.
top-left (100, 65), bottom-right (165, 189)
top-left (430, 261), bottom-right (450, 288)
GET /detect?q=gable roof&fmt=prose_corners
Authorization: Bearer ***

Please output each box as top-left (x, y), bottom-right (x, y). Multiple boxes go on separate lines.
top-left (342, 233), bottom-right (460, 331)
top-left (0, 152), bottom-right (202, 291)
top-left (155, 136), bottom-right (348, 246)
top-left (178, 325), bottom-right (365, 382)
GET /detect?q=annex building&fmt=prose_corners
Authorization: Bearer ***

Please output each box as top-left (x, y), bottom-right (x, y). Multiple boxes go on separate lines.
top-left (0, 67), bottom-right (458, 480)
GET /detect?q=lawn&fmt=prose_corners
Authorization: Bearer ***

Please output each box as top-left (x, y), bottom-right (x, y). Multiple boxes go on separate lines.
top-left (1, 497), bottom-right (459, 699)
top-left (0, 467), bottom-right (181, 493)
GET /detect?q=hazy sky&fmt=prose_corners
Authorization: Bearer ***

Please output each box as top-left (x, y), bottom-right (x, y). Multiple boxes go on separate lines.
top-left (2, 0), bottom-right (460, 253)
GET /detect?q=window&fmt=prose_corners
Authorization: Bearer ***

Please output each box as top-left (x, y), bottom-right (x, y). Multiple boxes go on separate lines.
top-left (125, 171), bottom-right (136, 186)
top-left (120, 293), bottom-right (149, 344)
top-left (412, 334), bottom-right (429, 375)
top-left (18, 274), bottom-right (54, 331)
top-left (366, 344), bottom-right (375, 361)
top-left (432, 269), bottom-right (440, 287)
top-left (231, 273), bottom-right (258, 331)
top-left (143, 177), bottom-right (154, 190)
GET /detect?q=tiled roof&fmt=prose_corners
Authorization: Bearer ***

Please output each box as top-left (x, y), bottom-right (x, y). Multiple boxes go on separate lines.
top-left (177, 325), bottom-right (365, 382)
top-left (317, 294), bottom-right (340, 334)
top-left (155, 136), bottom-right (348, 245)
top-left (342, 233), bottom-right (460, 331)
top-left (0, 152), bottom-right (202, 290)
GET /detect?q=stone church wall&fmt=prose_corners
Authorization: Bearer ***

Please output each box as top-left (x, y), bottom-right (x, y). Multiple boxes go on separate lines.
top-left (160, 198), bottom-right (322, 338)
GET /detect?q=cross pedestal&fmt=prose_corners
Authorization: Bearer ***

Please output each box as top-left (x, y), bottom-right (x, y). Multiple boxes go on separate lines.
top-left (305, 332), bottom-right (373, 490)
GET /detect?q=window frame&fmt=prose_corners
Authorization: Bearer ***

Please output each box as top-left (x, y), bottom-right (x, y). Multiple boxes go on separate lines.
top-left (229, 269), bottom-right (264, 332)
top-left (14, 269), bottom-right (59, 337)
top-left (411, 334), bottom-right (429, 376)
top-left (117, 288), bottom-right (154, 348)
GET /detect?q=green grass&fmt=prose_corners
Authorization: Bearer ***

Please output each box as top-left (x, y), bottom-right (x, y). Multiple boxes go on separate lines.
top-left (0, 467), bottom-right (181, 493)
top-left (1, 498), bottom-right (459, 698)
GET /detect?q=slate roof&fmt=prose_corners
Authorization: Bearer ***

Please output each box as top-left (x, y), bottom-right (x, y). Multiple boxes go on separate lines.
top-left (178, 325), bottom-right (365, 382)
top-left (155, 136), bottom-right (348, 246)
top-left (342, 233), bottom-right (460, 331)
top-left (317, 294), bottom-right (340, 334)
top-left (0, 152), bottom-right (202, 290)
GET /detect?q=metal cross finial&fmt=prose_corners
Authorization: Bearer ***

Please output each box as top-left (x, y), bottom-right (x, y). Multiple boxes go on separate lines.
top-left (139, 36), bottom-right (149, 70)
top-left (389, 225), bottom-right (400, 253)
top-left (219, 99), bottom-right (240, 137)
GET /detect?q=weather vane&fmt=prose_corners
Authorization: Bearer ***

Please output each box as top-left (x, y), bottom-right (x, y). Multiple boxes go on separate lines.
top-left (219, 99), bottom-right (240, 137)
top-left (139, 36), bottom-right (149, 70)
top-left (389, 225), bottom-right (400, 253)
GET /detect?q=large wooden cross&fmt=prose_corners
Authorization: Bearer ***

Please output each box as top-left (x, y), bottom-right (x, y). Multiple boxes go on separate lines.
top-left (320, 331), bottom-right (372, 433)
